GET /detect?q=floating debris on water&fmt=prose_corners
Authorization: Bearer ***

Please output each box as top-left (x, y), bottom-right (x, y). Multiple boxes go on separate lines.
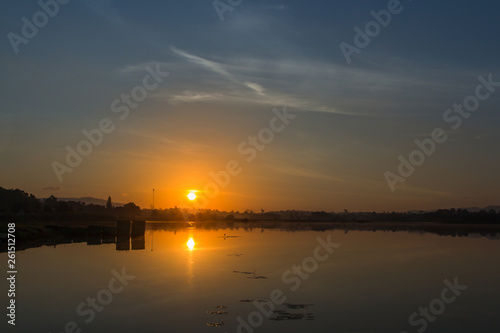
top-left (233, 270), bottom-right (268, 279)
top-left (247, 275), bottom-right (268, 279)
top-left (206, 311), bottom-right (228, 315)
top-left (233, 270), bottom-right (254, 275)
top-left (270, 313), bottom-right (305, 321)
top-left (268, 304), bottom-right (315, 321)
top-left (214, 305), bottom-right (227, 309)
top-left (283, 303), bottom-right (314, 309)
top-left (218, 234), bottom-right (241, 239)
top-left (269, 312), bottom-right (314, 321)
top-left (227, 253), bottom-right (244, 257)
top-left (206, 321), bottom-right (225, 327)
top-left (239, 299), bottom-right (269, 303)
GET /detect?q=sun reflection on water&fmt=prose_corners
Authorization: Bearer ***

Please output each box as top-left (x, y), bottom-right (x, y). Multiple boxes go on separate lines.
top-left (186, 234), bottom-right (195, 281)
top-left (187, 237), bottom-right (195, 251)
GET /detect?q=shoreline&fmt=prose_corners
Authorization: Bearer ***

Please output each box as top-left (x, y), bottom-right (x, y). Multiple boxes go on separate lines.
top-left (2, 220), bottom-right (499, 253)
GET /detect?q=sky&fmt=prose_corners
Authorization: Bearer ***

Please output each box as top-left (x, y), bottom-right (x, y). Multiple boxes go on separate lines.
top-left (1, 0), bottom-right (500, 212)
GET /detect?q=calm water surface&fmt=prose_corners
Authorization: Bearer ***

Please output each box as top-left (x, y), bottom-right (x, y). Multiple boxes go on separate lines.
top-left (6, 222), bottom-right (500, 333)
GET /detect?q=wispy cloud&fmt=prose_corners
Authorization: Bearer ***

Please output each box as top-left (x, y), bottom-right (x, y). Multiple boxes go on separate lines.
top-left (265, 164), bottom-right (346, 183)
top-left (43, 186), bottom-right (61, 191)
top-left (171, 46), bottom-right (233, 80)
top-left (171, 46), bottom-right (265, 96)
top-left (167, 88), bottom-right (358, 115)
top-left (117, 61), bottom-right (159, 75)
top-left (85, 0), bottom-right (124, 27)
top-left (116, 129), bottom-right (214, 158)
top-left (120, 48), bottom-right (481, 119)
top-left (168, 47), bottom-right (360, 115)
top-left (476, 133), bottom-right (489, 140)
top-left (243, 82), bottom-right (265, 95)
top-left (169, 91), bottom-right (219, 104)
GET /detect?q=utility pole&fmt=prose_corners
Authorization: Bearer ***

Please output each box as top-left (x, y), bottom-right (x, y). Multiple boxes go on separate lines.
top-left (152, 188), bottom-right (155, 210)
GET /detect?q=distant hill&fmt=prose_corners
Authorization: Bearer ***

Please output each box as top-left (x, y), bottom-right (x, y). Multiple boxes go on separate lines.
top-left (408, 206), bottom-right (500, 214)
top-left (462, 206), bottom-right (500, 212)
top-left (51, 197), bottom-right (125, 207)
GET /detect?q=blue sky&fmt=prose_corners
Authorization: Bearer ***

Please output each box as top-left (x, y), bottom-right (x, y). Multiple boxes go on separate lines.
top-left (1, 0), bottom-right (499, 211)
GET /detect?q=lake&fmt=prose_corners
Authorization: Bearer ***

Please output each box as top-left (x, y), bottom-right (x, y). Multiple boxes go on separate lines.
top-left (5, 221), bottom-right (500, 333)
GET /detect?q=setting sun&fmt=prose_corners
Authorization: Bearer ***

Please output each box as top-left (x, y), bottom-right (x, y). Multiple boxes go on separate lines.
top-left (187, 191), bottom-right (197, 201)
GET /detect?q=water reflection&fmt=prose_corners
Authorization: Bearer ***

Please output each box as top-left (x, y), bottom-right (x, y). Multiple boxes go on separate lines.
top-left (115, 220), bottom-right (146, 251)
top-left (144, 220), bottom-right (500, 239)
top-left (116, 234), bottom-right (130, 251)
top-left (8, 222), bottom-right (500, 333)
top-left (186, 237), bottom-right (195, 251)
top-left (131, 236), bottom-right (145, 250)
top-left (186, 229), bottom-right (195, 280)
top-left (3, 220), bottom-right (500, 254)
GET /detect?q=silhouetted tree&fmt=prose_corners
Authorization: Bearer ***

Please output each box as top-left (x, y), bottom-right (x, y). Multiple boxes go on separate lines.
top-left (57, 201), bottom-right (72, 213)
top-left (121, 202), bottom-right (141, 216)
top-left (44, 195), bottom-right (58, 212)
top-left (0, 187), bottom-right (41, 213)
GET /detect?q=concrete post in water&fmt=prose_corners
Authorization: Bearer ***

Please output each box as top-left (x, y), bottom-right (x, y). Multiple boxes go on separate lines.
top-left (102, 226), bottom-right (116, 244)
top-left (116, 220), bottom-right (131, 251)
top-left (131, 220), bottom-right (146, 238)
top-left (86, 225), bottom-right (102, 245)
top-left (131, 235), bottom-right (145, 250)
top-left (116, 234), bottom-right (130, 251)
top-left (117, 220), bottom-right (131, 237)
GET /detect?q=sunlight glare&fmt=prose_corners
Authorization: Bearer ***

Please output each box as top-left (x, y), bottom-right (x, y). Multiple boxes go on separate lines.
top-left (187, 237), bottom-right (195, 250)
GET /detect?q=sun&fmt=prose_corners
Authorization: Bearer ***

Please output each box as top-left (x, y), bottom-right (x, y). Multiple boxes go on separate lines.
top-left (187, 191), bottom-right (197, 201)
